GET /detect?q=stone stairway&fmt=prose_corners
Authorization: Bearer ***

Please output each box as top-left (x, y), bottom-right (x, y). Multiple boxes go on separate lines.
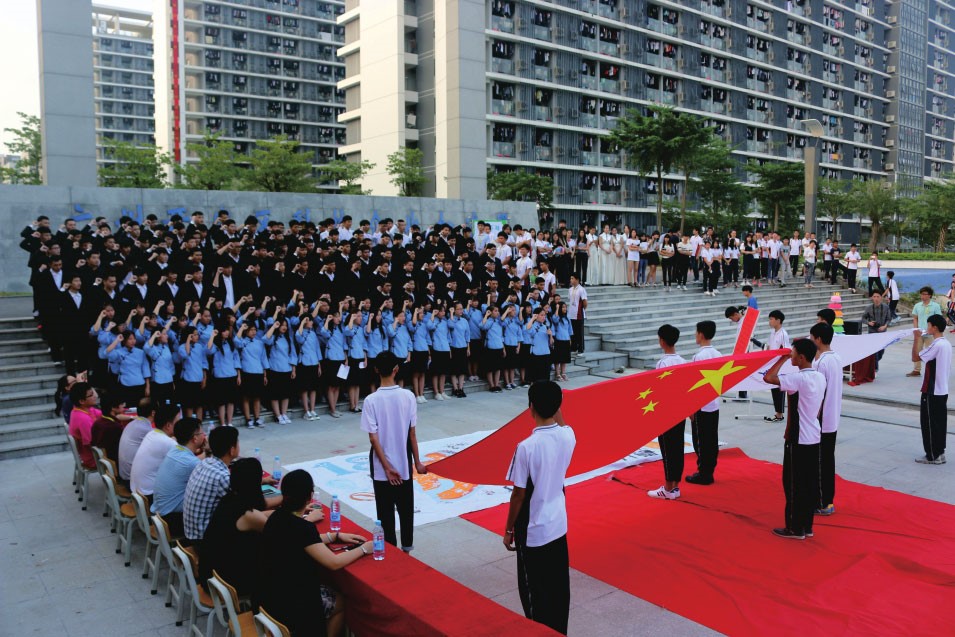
top-left (570, 281), bottom-right (879, 369)
top-left (0, 317), bottom-right (66, 460)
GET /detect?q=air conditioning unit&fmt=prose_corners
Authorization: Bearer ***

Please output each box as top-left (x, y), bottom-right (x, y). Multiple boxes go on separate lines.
top-left (621, 80), bottom-right (631, 90)
top-left (867, 58), bottom-right (875, 67)
top-left (887, 41), bottom-right (898, 49)
top-left (678, 59), bottom-right (685, 69)
top-left (804, 5), bottom-right (812, 16)
top-left (678, 24), bottom-right (686, 35)
top-left (885, 162), bottom-right (895, 170)
top-left (839, 46), bottom-right (845, 56)
top-left (677, 92), bottom-right (685, 103)
top-left (570, 148), bottom-right (579, 157)
top-left (887, 15), bottom-right (898, 24)
top-left (768, 51), bottom-right (775, 62)
top-left (886, 90), bottom-right (896, 98)
top-left (886, 115), bottom-right (896, 122)
top-left (886, 139), bottom-right (895, 147)
top-left (517, 141), bottom-right (528, 152)
top-left (887, 65), bottom-right (897, 73)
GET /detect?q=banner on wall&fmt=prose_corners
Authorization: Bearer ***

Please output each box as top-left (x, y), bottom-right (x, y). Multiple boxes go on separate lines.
top-left (283, 431), bottom-right (698, 528)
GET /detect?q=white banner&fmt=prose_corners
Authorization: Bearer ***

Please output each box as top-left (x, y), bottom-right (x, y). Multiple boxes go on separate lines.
top-left (284, 431), bottom-right (698, 528)
top-left (732, 330), bottom-right (905, 392)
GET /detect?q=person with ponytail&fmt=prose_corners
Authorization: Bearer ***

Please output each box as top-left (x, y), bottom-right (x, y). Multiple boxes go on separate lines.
top-left (295, 313), bottom-right (323, 421)
top-left (144, 318), bottom-right (179, 404)
top-left (319, 307), bottom-right (347, 419)
top-left (235, 322), bottom-right (269, 428)
top-left (263, 317), bottom-right (297, 425)
top-left (208, 322), bottom-right (241, 427)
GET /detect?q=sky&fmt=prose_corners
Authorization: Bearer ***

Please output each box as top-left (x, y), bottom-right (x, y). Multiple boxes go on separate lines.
top-left (0, 0), bottom-right (151, 152)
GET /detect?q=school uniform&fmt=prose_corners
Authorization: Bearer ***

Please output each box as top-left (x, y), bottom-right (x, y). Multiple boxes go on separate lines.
top-left (502, 317), bottom-right (523, 369)
top-left (209, 341), bottom-right (242, 407)
top-left (144, 342), bottom-right (177, 405)
top-left (690, 345), bottom-right (722, 481)
top-left (768, 327), bottom-right (791, 416)
top-left (550, 315), bottom-right (573, 364)
top-left (107, 346), bottom-right (151, 405)
top-left (407, 318), bottom-right (432, 374)
top-left (656, 353), bottom-right (687, 484)
top-left (813, 350), bottom-right (843, 508)
top-left (481, 317), bottom-right (505, 376)
top-left (526, 321), bottom-right (552, 383)
top-left (295, 329), bottom-right (323, 393)
top-left (448, 316), bottom-right (471, 376)
top-left (778, 368), bottom-right (826, 536)
top-left (319, 325), bottom-right (347, 388)
top-left (175, 342), bottom-right (208, 409)
top-left (918, 336), bottom-right (952, 462)
top-left (235, 336), bottom-right (269, 400)
top-left (386, 320), bottom-right (412, 381)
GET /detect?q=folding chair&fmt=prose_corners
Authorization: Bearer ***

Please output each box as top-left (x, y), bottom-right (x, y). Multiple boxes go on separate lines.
top-left (67, 435), bottom-right (96, 510)
top-left (97, 458), bottom-right (131, 532)
top-left (254, 608), bottom-right (291, 637)
top-left (208, 570), bottom-right (256, 636)
top-left (172, 543), bottom-right (216, 637)
top-left (101, 473), bottom-right (137, 566)
top-left (131, 491), bottom-right (161, 589)
top-left (151, 514), bottom-right (185, 622)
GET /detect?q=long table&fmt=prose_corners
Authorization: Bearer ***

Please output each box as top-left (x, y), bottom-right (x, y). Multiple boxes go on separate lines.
top-left (317, 516), bottom-right (559, 636)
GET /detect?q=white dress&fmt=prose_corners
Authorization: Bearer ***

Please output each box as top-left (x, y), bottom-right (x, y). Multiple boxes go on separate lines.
top-left (595, 233), bottom-right (614, 285)
top-left (613, 235), bottom-right (628, 284)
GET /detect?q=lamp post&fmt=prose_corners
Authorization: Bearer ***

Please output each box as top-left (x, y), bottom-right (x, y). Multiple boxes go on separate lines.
top-left (800, 119), bottom-right (825, 238)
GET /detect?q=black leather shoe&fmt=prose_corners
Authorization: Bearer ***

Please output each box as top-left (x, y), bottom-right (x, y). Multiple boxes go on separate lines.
top-left (685, 472), bottom-right (714, 485)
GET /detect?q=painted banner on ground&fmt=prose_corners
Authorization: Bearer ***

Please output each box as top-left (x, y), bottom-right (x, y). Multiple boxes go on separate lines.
top-left (283, 431), bottom-right (697, 528)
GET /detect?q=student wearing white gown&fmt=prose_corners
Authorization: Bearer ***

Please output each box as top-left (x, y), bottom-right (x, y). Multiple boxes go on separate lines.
top-left (595, 225), bottom-right (615, 285)
top-left (612, 229), bottom-right (628, 285)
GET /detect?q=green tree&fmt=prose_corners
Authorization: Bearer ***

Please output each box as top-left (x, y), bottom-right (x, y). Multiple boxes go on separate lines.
top-left (318, 158), bottom-right (375, 194)
top-left (1, 112), bottom-right (42, 184)
top-left (606, 105), bottom-right (689, 231)
top-left (747, 161), bottom-right (804, 233)
top-left (176, 131), bottom-right (242, 190)
top-left (98, 141), bottom-right (171, 188)
top-left (906, 178), bottom-right (955, 252)
top-left (386, 147), bottom-right (427, 196)
top-left (671, 115), bottom-right (717, 233)
top-left (817, 181), bottom-right (854, 239)
top-left (849, 178), bottom-right (898, 252)
top-left (487, 168), bottom-right (554, 211)
top-left (241, 135), bottom-right (316, 193)
top-left (690, 140), bottom-right (751, 231)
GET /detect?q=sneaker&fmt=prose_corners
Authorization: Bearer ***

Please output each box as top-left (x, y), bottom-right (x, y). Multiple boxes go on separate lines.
top-left (916, 454), bottom-right (946, 464)
top-left (805, 530), bottom-right (814, 538)
top-left (906, 371), bottom-right (921, 377)
top-left (434, 392), bottom-right (445, 401)
top-left (330, 411), bottom-right (342, 418)
top-left (247, 422), bottom-right (256, 429)
top-left (310, 412), bottom-right (321, 421)
top-left (772, 528), bottom-right (805, 540)
top-left (763, 415), bottom-right (784, 422)
top-left (704, 291), bottom-right (712, 296)
top-left (283, 414), bottom-right (292, 424)
top-left (815, 504), bottom-right (835, 516)
top-left (415, 395), bottom-right (425, 404)
top-left (276, 415), bottom-right (287, 425)
top-left (504, 383), bottom-right (513, 390)
top-left (255, 420), bottom-right (266, 428)
top-left (647, 486), bottom-right (681, 500)
top-left (712, 290), bottom-right (719, 295)
top-left (685, 472), bottom-right (714, 485)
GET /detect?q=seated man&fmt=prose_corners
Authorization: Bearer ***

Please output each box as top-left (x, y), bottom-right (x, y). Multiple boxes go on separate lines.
top-left (183, 426), bottom-right (240, 544)
top-left (129, 404), bottom-right (181, 501)
top-left (91, 390), bottom-right (131, 463)
top-left (118, 398), bottom-right (155, 485)
top-left (152, 417), bottom-right (207, 538)
top-left (67, 382), bottom-right (100, 470)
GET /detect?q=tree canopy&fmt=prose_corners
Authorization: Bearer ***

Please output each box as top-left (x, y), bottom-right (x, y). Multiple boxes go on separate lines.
top-left (98, 141), bottom-right (171, 188)
top-left (1, 112), bottom-right (42, 185)
top-left (176, 132), bottom-right (242, 190)
top-left (386, 147), bottom-right (427, 196)
top-left (240, 135), bottom-right (316, 193)
top-left (487, 169), bottom-right (554, 212)
top-left (746, 160), bottom-right (804, 234)
top-left (318, 158), bottom-right (375, 194)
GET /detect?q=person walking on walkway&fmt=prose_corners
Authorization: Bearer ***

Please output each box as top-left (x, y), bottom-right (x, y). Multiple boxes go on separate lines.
top-left (912, 315), bottom-right (951, 465)
top-left (908, 287), bottom-right (942, 378)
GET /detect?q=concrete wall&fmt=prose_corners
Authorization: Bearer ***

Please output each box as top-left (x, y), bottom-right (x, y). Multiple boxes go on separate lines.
top-left (37, 0), bottom-right (98, 187)
top-left (0, 185), bottom-right (538, 293)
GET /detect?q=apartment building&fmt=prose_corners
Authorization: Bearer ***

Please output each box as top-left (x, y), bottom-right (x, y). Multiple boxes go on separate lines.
top-left (338, 0), bottom-right (955, 227)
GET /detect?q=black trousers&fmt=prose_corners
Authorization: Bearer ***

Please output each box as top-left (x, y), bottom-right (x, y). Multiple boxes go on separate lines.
top-left (847, 269), bottom-right (857, 290)
top-left (819, 431), bottom-right (837, 507)
top-left (516, 535), bottom-right (570, 635)
top-left (570, 319), bottom-right (584, 354)
top-left (372, 479), bottom-right (414, 549)
top-left (691, 410), bottom-right (720, 478)
top-left (867, 276), bottom-right (884, 296)
top-left (675, 257), bottom-right (689, 286)
top-left (771, 388), bottom-right (785, 415)
top-left (782, 442), bottom-right (820, 535)
top-left (920, 393), bottom-right (948, 461)
top-left (574, 254), bottom-right (588, 284)
top-left (790, 255), bottom-right (800, 276)
top-left (658, 420), bottom-right (686, 483)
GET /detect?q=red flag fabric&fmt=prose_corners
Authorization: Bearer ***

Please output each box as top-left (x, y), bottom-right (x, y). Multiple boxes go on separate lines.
top-left (733, 308), bottom-right (760, 355)
top-left (428, 349), bottom-right (787, 486)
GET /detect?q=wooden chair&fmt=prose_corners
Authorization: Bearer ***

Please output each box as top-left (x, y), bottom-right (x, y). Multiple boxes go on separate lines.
top-left (208, 570), bottom-right (256, 636)
top-left (97, 458), bottom-right (130, 532)
top-left (67, 435), bottom-right (96, 510)
top-left (151, 514), bottom-right (185, 623)
top-left (254, 607), bottom-right (291, 637)
top-left (172, 542), bottom-right (216, 637)
top-left (101, 472), bottom-right (137, 566)
top-left (90, 446), bottom-right (110, 518)
top-left (131, 491), bottom-right (161, 589)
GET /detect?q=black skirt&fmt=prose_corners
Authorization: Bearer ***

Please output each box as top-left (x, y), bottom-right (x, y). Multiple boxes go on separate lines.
top-left (347, 357), bottom-right (366, 386)
top-left (178, 380), bottom-right (203, 409)
top-left (210, 376), bottom-right (239, 406)
top-left (450, 347), bottom-right (469, 376)
top-left (241, 372), bottom-right (264, 400)
top-left (267, 370), bottom-right (292, 400)
top-left (296, 364), bottom-right (320, 393)
top-left (411, 350), bottom-right (430, 373)
top-left (503, 345), bottom-right (519, 369)
top-left (482, 347), bottom-right (504, 373)
top-left (430, 350), bottom-right (451, 375)
top-left (322, 359), bottom-right (345, 388)
top-left (553, 340), bottom-right (571, 364)
top-left (150, 381), bottom-right (175, 406)
top-left (645, 251), bottom-right (659, 266)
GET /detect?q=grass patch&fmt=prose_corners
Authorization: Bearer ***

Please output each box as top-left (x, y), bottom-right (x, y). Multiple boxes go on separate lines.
top-left (880, 252), bottom-right (955, 261)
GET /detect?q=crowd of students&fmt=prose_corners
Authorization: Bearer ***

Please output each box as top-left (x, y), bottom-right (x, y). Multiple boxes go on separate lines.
top-left (25, 211), bottom-right (592, 427)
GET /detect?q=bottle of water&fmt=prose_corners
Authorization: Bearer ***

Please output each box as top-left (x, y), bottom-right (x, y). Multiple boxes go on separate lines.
top-left (329, 495), bottom-right (341, 532)
top-left (271, 456), bottom-right (282, 482)
top-left (253, 448), bottom-right (262, 465)
top-left (372, 520), bottom-right (385, 560)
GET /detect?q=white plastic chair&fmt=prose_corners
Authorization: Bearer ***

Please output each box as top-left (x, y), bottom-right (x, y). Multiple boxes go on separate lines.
top-left (67, 435), bottom-right (96, 510)
top-left (131, 492), bottom-right (161, 589)
top-left (254, 608), bottom-right (291, 637)
top-left (208, 570), bottom-right (256, 636)
top-left (172, 544), bottom-right (215, 637)
top-left (101, 473), bottom-right (136, 566)
top-left (97, 457), bottom-right (131, 532)
top-left (152, 514), bottom-right (184, 620)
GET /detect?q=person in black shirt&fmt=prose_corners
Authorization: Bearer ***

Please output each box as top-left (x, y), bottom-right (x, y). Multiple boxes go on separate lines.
top-left (257, 470), bottom-right (371, 637)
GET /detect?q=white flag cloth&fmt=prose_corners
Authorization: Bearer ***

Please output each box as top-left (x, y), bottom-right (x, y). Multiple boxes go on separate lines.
top-left (731, 330), bottom-right (905, 392)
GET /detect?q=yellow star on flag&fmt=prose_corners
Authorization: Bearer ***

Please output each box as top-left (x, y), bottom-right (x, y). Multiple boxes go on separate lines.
top-left (657, 370), bottom-right (673, 379)
top-left (689, 361), bottom-right (747, 395)
top-left (642, 400), bottom-right (658, 414)
top-left (637, 388), bottom-right (653, 400)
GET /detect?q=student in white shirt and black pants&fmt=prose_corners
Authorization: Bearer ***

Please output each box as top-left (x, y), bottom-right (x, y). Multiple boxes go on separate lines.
top-left (648, 325), bottom-right (688, 500)
top-left (764, 310), bottom-right (791, 422)
top-left (810, 323), bottom-right (842, 516)
top-left (688, 321), bottom-right (721, 485)
top-left (503, 381), bottom-right (576, 635)
top-left (361, 352), bottom-right (428, 551)
top-left (912, 315), bottom-right (952, 464)
top-left (764, 339), bottom-right (827, 540)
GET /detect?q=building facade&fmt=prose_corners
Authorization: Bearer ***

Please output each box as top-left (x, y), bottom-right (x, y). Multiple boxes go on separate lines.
top-left (338, 0), bottom-right (955, 227)
top-left (92, 4), bottom-right (157, 171)
top-left (153, 0), bottom-right (348, 186)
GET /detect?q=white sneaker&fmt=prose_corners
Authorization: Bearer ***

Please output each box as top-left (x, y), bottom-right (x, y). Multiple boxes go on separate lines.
top-left (712, 290), bottom-right (719, 295)
top-left (435, 392), bottom-right (445, 401)
top-left (276, 415), bottom-right (286, 425)
top-left (416, 395), bottom-right (426, 404)
top-left (647, 486), bottom-right (681, 500)
top-left (704, 291), bottom-right (712, 296)
top-left (246, 422), bottom-right (256, 429)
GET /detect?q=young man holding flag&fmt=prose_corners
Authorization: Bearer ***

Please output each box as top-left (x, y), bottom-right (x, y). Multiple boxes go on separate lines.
top-left (687, 321), bottom-right (721, 485)
top-left (648, 324), bottom-right (687, 500)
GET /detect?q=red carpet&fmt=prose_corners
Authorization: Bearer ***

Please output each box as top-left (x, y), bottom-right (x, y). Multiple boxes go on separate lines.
top-left (463, 448), bottom-right (955, 636)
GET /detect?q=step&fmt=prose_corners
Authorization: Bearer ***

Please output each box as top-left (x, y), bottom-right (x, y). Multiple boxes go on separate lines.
top-left (0, 350), bottom-right (57, 365)
top-left (0, 434), bottom-right (68, 461)
top-left (0, 317), bottom-right (40, 331)
top-left (0, 403), bottom-right (58, 425)
top-left (0, 373), bottom-right (61, 392)
top-left (0, 417), bottom-right (66, 443)
top-left (0, 387), bottom-right (58, 410)
top-left (0, 360), bottom-right (64, 380)
top-left (0, 337), bottom-right (47, 354)
top-left (573, 350), bottom-right (630, 373)
top-left (0, 326), bottom-right (42, 342)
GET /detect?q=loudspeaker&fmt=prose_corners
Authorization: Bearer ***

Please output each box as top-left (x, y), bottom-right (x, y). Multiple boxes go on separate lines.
top-left (843, 320), bottom-right (861, 336)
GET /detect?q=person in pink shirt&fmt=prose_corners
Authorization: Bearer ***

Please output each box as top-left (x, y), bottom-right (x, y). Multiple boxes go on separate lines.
top-left (68, 382), bottom-right (102, 469)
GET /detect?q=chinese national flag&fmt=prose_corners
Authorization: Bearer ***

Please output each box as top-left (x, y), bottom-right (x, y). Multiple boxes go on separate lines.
top-left (427, 349), bottom-right (787, 486)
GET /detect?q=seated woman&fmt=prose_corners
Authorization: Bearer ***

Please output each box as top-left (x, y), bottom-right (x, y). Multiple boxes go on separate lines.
top-left (257, 470), bottom-right (371, 637)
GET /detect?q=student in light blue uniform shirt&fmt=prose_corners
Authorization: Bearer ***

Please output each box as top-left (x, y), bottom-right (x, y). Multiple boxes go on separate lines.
top-left (144, 328), bottom-right (178, 405)
top-left (386, 310), bottom-right (412, 388)
top-left (526, 308), bottom-right (554, 384)
top-left (550, 302), bottom-right (574, 382)
top-left (175, 326), bottom-right (208, 419)
top-left (263, 318), bottom-right (297, 425)
top-left (106, 330), bottom-right (151, 406)
top-left (426, 306), bottom-right (452, 400)
top-left (502, 306), bottom-right (524, 390)
top-left (235, 323), bottom-right (269, 428)
top-left (518, 304), bottom-right (536, 387)
top-left (448, 302), bottom-right (472, 398)
top-left (342, 311), bottom-right (368, 413)
top-left (364, 312), bottom-right (389, 393)
top-left (295, 317), bottom-right (323, 422)
top-left (465, 300), bottom-right (486, 381)
top-left (319, 314), bottom-right (347, 418)
top-left (408, 307), bottom-right (432, 403)
top-left (481, 306), bottom-right (506, 393)
top-left (208, 324), bottom-right (241, 427)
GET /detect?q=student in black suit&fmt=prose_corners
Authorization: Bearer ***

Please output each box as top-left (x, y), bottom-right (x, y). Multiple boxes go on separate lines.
top-left (59, 273), bottom-right (95, 374)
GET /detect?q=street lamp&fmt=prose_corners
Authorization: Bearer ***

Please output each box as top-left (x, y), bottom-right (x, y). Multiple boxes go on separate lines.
top-left (800, 119), bottom-right (824, 238)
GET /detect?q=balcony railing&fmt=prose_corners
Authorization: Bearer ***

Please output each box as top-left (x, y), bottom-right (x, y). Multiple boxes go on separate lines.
top-left (491, 58), bottom-right (514, 74)
top-left (490, 15), bottom-right (513, 33)
top-left (580, 113), bottom-right (599, 128)
top-left (581, 75), bottom-right (598, 90)
top-left (580, 37), bottom-right (598, 53)
top-left (600, 191), bottom-right (621, 205)
top-left (491, 99), bottom-right (515, 116)
top-left (533, 66), bottom-right (552, 82)
top-left (600, 153), bottom-right (621, 168)
top-left (492, 141), bottom-right (515, 158)
top-left (534, 146), bottom-right (552, 161)
top-left (599, 42), bottom-right (618, 56)
top-left (532, 25), bottom-right (551, 41)
top-left (580, 151), bottom-right (598, 166)
top-left (599, 78), bottom-right (619, 93)
top-left (534, 105), bottom-right (552, 121)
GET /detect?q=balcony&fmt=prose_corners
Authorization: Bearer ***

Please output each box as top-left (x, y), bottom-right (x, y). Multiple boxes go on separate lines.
top-left (581, 151), bottom-right (598, 166)
top-left (786, 60), bottom-right (806, 73)
top-left (580, 113), bottom-right (599, 128)
top-left (784, 147), bottom-right (805, 160)
top-left (599, 42), bottom-right (619, 56)
top-left (787, 32), bottom-right (806, 45)
top-left (491, 58), bottom-right (514, 75)
top-left (532, 25), bottom-right (551, 41)
top-left (702, 100), bottom-right (727, 114)
top-left (600, 153), bottom-right (621, 168)
top-left (701, 4), bottom-right (726, 18)
top-left (581, 75), bottom-right (598, 90)
top-left (580, 37), bottom-right (598, 53)
top-left (533, 105), bottom-right (552, 121)
top-left (533, 66), bottom-right (552, 82)
top-left (600, 191), bottom-right (621, 205)
top-left (746, 140), bottom-right (771, 153)
top-left (600, 115), bottom-right (620, 128)
top-left (490, 15), bottom-right (514, 33)
top-left (751, 110), bottom-right (773, 124)
top-left (491, 99), bottom-right (515, 116)
top-left (492, 141), bottom-right (515, 158)
top-left (704, 68), bottom-right (725, 82)
top-left (534, 146), bottom-right (552, 161)
top-left (597, 3), bottom-right (616, 19)
top-left (599, 78), bottom-right (620, 93)
top-left (747, 18), bottom-right (771, 33)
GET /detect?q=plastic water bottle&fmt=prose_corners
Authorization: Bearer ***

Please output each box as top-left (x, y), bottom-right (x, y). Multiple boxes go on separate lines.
top-left (271, 456), bottom-right (282, 482)
top-left (372, 520), bottom-right (385, 560)
top-left (329, 495), bottom-right (341, 532)
top-left (253, 448), bottom-right (262, 465)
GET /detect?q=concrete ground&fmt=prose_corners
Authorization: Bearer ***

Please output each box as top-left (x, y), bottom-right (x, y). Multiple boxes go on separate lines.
top-left (1, 324), bottom-right (952, 636)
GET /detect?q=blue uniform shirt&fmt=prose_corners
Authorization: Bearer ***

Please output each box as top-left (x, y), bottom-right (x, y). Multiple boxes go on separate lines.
top-left (320, 325), bottom-right (347, 361)
top-left (145, 344), bottom-right (176, 384)
top-left (426, 316), bottom-right (451, 352)
top-left (528, 321), bottom-right (551, 355)
top-left (482, 317), bottom-right (505, 350)
top-left (176, 342), bottom-right (208, 382)
top-left (551, 315), bottom-right (573, 341)
top-left (503, 316), bottom-right (523, 347)
top-left (263, 335), bottom-right (297, 372)
top-left (386, 322), bottom-right (412, 358)
top-left (235, 337), bottom-right (269, 374)
top-left (108, 346), bottom-right (151, 387)
top-left (210, 341), bottom-right (241, 379)
top-left (342, 325), bottom-right (367, 360)
top-left (449, 316), bottom-right (471, 349)
top-left (409, 319), bottom-right (432, 352)
top-left (295, 329), bottom-right (323, 366)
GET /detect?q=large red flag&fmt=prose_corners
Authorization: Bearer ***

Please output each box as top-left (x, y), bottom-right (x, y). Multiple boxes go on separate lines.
top-left (733, 308), bottom-right (760, 355)
top-left (428, 349), bottom-right (787, 486)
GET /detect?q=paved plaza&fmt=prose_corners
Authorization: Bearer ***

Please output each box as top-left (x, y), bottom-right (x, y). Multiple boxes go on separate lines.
top-left (1, 327), bottom-right (952, 636)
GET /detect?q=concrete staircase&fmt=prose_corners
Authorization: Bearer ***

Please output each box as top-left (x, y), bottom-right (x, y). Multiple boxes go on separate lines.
top-left (0, 317), bottom-right (66, 460)
top-left (572, 282), bottom-right (877, 369)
